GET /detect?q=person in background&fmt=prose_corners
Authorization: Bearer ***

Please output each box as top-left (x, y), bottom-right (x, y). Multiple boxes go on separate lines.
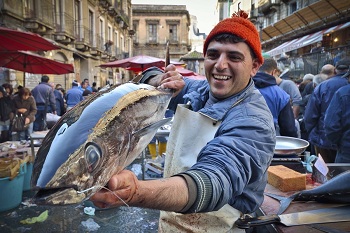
top-left (274, 69), bottom-right (302, 119)
top-left (49, 82), bottom-right (65, 117)
top-left (66, 80), bottom-right (83, 111)
top-left (13, 88), bottom-right (37, 141)
top-left (31, 75), bottom-right (56, 131)
top-left (310, 41), bottom-right (323, 53)
top-left (253, 58), bottom-right (297, 138)
top-left (2, 83), bottom-right (14, 99)
top-left (13, 85), bottom-right (23, 96)
top-left (91, 82), bottom-right (98, 92)
top-left (299, 73), bottom-right (328, 153)
top-left (83, 78), bottom-right (93, 92)
top-left (0, 86), bottom-right (14, 142)
top-left (81, 81), bottom-right (92, 98)
top-left (90, 10), bottom-right (275, 232)
top-left (298, 73), bottom-right (314, 94)
top-left (324, 70), bottom-right (350, 163)
top-left (320, 64), bottom-right (336, 79)
top-left (304, 58), bottom-right (350, 163)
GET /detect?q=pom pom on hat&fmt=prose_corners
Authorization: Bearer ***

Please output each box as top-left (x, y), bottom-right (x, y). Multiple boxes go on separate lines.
top-left (203, 10), bottom-right (263, 64)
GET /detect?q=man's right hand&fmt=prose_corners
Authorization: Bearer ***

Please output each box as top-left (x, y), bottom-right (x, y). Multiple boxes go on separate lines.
top-left (148, 64), bottom-right (185, 97)
top-left (89, 170), bottom-right (139, 209)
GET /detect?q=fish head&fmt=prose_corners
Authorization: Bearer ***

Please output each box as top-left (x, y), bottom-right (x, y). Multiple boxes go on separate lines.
top-left (31, 83), bottom-right (172, 205)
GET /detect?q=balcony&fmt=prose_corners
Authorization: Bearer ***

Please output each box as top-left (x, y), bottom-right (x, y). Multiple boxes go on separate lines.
top-left (54, 12), bottom-right (75, 44)
top-left (75, 26), bottom-right (93, 52)
top-left (99, 0), bottom-right (112, 9)
top-left (23, 0), bottom-right (55, 33)
top-left (259, 0), bottom-right (280, 14)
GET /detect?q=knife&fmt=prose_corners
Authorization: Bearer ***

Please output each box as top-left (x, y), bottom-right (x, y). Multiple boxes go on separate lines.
top-left (235, 205), bottom-right (350, 229)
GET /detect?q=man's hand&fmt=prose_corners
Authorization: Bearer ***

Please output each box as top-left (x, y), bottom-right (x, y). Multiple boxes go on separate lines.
top-left (89, 170), bottom-right (139, 209)
top-left (148, 64), bottom-right (185, 97)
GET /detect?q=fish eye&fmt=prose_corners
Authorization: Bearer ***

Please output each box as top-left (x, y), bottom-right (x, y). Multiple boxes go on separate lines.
top-left (85, 143), bottom-right (102, 173)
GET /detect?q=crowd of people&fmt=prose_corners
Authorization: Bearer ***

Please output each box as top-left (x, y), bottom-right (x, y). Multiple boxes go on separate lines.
top-left (0, 76), bottom-right (98, 143)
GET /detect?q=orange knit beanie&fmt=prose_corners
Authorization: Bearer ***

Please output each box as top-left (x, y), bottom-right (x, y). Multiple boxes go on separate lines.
top-left (203, 10), bottom-right (263, 64)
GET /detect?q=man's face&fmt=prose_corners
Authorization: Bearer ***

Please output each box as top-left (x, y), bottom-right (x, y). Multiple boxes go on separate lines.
top-left (204, 41), bottom-right (260, 99)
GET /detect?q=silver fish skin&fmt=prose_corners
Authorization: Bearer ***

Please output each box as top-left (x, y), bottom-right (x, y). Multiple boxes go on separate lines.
top-left (265, 170), bottom-right (350, 214)
top-left (31, 82), bottom-right (172, 205)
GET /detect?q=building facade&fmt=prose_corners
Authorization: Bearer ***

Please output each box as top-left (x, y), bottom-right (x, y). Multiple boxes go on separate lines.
top-left (132, 4), bottom-right (191, 62)
top-left (0, 0), bottom-right (134, 90)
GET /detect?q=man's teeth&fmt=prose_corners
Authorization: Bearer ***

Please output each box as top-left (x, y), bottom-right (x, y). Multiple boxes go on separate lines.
top-left (213, 75), bottom-right (230, 80)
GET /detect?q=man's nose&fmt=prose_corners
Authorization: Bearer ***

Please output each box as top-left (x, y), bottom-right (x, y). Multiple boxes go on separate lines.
top-left (214, 54), bottom-right (228, 70)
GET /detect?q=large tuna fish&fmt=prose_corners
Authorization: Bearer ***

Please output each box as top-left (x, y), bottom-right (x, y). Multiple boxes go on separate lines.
top-left (31, 82), bottom-right (172, 205)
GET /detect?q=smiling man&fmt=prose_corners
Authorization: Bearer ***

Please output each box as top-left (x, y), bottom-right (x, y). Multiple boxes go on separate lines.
top-left (91, 11), bottom-right (275, 233)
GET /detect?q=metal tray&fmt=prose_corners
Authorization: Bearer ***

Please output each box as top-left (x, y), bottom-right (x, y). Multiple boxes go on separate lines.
top-left (275, 136), bottom-right (309, 155)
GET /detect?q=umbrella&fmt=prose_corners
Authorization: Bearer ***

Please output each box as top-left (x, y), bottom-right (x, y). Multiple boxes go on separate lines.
top-left (100, 55), bottom-right (165, 71)
top-left (125, 65), bottom-right (194, 75)
top-left (0, 27), bottom-right (59, 51)
top-left (0, 51), bottom-right (74, 86)
top-left (185, 74), bottom-right (207, 80)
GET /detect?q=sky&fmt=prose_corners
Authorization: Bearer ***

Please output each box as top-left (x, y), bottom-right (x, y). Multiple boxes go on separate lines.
top-left (131, 0), bottom-right (219, 35)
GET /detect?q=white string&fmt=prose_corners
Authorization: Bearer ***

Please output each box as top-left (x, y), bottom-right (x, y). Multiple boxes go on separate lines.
top-left (77, 186), bottom-right (129, 207)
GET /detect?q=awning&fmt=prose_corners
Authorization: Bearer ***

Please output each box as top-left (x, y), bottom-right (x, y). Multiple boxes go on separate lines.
top-left (265, 22), bottom-right (350, 56)
top-left (261, 0), bottom-right (350, 42)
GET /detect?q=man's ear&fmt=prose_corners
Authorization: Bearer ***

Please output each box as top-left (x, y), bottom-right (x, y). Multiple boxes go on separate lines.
top-left (250, 59), bottom-right (261, 77)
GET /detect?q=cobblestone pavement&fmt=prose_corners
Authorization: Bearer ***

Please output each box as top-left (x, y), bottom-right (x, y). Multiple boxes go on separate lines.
top-left (0, 158), bottom-right (161, 233)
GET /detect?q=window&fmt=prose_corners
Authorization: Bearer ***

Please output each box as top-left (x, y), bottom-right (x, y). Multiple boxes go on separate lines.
top-left (169, 25), bottom-right (177, 42)
top-left (54, 0), bottom-right (63, 31)
top-left (289, 1), bottom-right (298, 14)
top-left (133, 22), bottom-right (138, 43)
top-left (99, 18), bottom-right (105, 50)
top-left (74, 0), bottom-right (81, 39)
top-left (88, 10), bottom-right (94, 45)
top-left (148, 24), bottom-right (157, 43)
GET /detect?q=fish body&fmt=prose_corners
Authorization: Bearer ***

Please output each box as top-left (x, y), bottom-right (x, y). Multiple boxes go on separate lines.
top-left (266, 170), bottom-right (350, 214)
top-left (31, 83), bottom-right (172, 205)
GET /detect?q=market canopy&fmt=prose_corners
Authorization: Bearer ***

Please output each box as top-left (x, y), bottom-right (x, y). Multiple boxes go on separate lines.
top-left (100, 55), bottom-right (165, 71)
top-left (0, 51), bottom-right (74, 75)
top-left (261, 0), bottom-right (350, 42)
top-left (265, 21), bottom-right (350, 57)
top-left (0, 27), bottom-right (59, 52)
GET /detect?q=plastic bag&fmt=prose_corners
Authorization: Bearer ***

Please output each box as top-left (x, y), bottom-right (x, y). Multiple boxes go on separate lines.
top-left (11, 114), bottom-right (28, 132)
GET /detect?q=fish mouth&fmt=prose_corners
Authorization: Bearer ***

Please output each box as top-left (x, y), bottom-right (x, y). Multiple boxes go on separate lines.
top-left (32, 186), bottom-right (86, 205)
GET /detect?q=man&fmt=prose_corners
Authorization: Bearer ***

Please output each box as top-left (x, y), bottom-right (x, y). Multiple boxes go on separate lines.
top-left (320, 64), bottom-right (335, 79)
top-left (310, 41), bottom-right (323, 53)
top-left (49, 82), bottom-right (65, 117)
top-left (66, 80), bottom-right (83, 111)
top-left (90, 11), bottom-right (275, 232)
top-left (301, 64), bottom-right (335, 98)
top-left (31, 75), bottom-right (56, 131)
top-left (324, 78), bottom-right (350, 163)
top-left (82, 78), bottom-right (93, 92)
top-left (253, 58), bottom-right (297, 138)
top-left (274, 70), bottom-right (302, 119)
top-left (304, 58), bottom-right (350, 163)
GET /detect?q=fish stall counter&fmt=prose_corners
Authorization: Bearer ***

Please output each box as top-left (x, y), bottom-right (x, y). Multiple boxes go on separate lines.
top-left (255, 172), bottom-right (350, 233)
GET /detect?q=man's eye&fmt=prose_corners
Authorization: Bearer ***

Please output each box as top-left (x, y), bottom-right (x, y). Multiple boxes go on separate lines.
top-left (206, 52), bottom-right (218, 59)
top-left (230, 56), bottom-right (243, 62)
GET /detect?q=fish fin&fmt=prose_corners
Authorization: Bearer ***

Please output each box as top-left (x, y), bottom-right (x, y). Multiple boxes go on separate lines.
top-left (264, 193), bottom-right (286, 201)
top-left (277, 197), bottom-right (294, 214)
top-left (133, 118), bottom-right (172, 137)
top-left (265, 193), bottom-right (294, 214)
